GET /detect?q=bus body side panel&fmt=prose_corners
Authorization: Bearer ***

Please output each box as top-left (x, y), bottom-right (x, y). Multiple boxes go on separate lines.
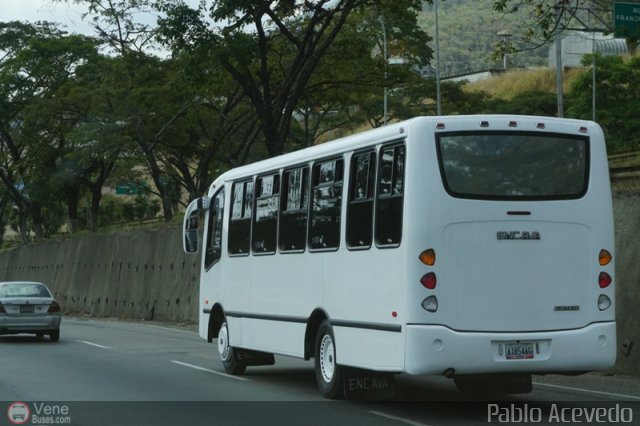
top-left (327, 247), bottom-right (406, 372)
top-left (246, 252), bottom-right (321, 358)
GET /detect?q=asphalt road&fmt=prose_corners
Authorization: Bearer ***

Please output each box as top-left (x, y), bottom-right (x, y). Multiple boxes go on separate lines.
top-left (1, 317), bottom-right (639, 426)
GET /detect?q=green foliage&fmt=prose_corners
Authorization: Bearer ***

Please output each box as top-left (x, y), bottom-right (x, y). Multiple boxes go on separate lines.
top-left (567, 54), bottom-right (640, 152)
top-left (485, 90), bottom-right (558, 116)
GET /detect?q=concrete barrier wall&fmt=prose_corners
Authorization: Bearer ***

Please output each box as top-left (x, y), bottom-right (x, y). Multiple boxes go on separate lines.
top-left (612, 193), bottom-right (640, 376)
top-left (0, 194), bottom-right (638, 375)
top-left (0, 227), bottom-right (200, 322)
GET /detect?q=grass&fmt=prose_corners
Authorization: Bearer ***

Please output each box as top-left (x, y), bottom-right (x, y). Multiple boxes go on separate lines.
top-left (466, 67), bottom-right (585, 100)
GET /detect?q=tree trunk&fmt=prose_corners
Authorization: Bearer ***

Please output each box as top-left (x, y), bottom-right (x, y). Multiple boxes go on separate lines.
top-left (88, 187), bottom-right (103, 232)
top-left (64, 185), bottom-right (80, 234)
top-left (31, 202), bottom-right (44, 241)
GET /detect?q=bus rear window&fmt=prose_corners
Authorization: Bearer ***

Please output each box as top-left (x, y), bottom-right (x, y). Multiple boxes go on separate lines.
top-left (436, 132), bottom-right (589, 200)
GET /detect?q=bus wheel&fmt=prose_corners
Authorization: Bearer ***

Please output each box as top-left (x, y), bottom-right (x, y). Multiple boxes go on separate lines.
top-left (314, 320), bottom-right (344, 399)
top-left (218, 321), bottom-right (246, 375)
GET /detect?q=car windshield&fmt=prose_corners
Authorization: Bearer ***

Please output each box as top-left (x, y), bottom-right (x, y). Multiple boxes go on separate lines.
top-left (0, 283), bottom-right (51, 298)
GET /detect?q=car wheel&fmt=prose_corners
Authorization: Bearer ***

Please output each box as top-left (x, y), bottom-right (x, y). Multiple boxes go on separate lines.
top-left (49, 329), bottom-right (60, 342)
top-left (314, 320), bottom-right (344, 399)
top-left (218, 321), bottom-right (246, 375)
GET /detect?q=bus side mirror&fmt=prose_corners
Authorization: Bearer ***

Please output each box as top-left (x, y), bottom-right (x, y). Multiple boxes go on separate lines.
top-left (183, 196), bottom-right (209, 254)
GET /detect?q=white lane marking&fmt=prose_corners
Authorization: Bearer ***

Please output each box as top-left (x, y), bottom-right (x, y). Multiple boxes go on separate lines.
top-left (369, 410), bottom-right (432, 426)
top-left (534, 381), bottom-right (640, 401)
top-left (136, 323), bottom-right (198, 335)
top-left (171, 360), bottom-right (249, 382)
top-left (77, 340), bottom-right (112, 349)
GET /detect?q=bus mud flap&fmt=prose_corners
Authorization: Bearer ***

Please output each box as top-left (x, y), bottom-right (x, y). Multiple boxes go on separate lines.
top-left (342, 367), bottom-right (395, 401)
top-left (236, 350), bottom-right (275, 366)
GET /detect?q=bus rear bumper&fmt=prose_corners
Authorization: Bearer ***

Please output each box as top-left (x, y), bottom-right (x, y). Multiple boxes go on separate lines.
top-left (404, 322), bottom-right (616, 376)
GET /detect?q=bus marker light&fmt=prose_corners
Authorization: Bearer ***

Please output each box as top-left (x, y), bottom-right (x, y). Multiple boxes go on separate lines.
top-left (579, 126), bottom-right (588, 133)
top-left (205, 299), bottom-right (209, 305)
top-left (480, 121), bottom-right (489, 127)
top-left (598, 272), bottom-right (612, 288)
top-left (436, 122), bottom-right (445, 129)
top-left (598, 295), bottom-right (611, 311)
top-left (419, 249), bottom-right (436, 266)
top-left (392, 311), bottom-right (397, 318)
top-left (420, 272), bottom-right (437, 289)
top-left (508, 120), bottom-right (517, 127)
top-left (599, 249), bottom-right (612, 266)
top-left (421, 296), bottom-right (438, 313)
top-left (536, 122), bottom-right (545, 129)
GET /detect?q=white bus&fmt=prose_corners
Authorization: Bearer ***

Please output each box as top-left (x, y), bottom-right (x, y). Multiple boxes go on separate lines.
top-left (183, 115), bottom-right (616, 399)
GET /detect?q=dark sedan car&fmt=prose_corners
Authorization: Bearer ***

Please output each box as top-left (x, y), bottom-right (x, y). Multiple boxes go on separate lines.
top-left (0, 281), bottom-right (62, 341)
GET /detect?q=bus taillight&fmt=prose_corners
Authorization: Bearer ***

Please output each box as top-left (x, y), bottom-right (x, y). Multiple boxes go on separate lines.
top-left (598, 272), bottom-right (612, 289)
top-left (599, 249), bottom-right (612, 266)
top-left (598, 295), bottom-right (612, 311)
top-left (421, 296), bottom-right (438, 313)
top-left (419, 249), bottom-right (436, 266)
top-left (420, 272), bottom-right (437, 289)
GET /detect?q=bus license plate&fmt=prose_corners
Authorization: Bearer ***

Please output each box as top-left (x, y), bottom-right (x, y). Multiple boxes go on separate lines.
top-left (505, 342), bottom-right (534, 360)
top-left (20, 305), bottom-right (35, 313)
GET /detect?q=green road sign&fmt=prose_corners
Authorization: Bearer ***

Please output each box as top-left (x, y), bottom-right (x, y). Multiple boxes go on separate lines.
top-left (614, 2), bottom-right (640, 38)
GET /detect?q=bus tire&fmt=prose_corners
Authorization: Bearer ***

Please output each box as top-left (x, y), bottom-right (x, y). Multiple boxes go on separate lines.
top-left (218, 321), bottom-right (246, 375)
top-left (314, 320), bottom-right (344, 399)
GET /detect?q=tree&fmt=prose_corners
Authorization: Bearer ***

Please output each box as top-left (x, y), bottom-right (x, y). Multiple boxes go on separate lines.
top-left (0, 21), bottom-right (99, 240)
top-left (567, 54), bottom-right (640, 152)
top-left (158, 0), bottom-right (429, 157)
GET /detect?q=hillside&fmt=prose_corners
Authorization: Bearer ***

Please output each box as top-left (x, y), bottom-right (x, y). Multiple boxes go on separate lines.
top-left (418, 0), bottom-right (549, 76)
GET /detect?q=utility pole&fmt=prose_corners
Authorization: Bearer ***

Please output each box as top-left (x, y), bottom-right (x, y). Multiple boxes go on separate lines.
top-left (435, 0), bottom-right (442, 115)
top-left (555, 2), bottom-right (564, 118)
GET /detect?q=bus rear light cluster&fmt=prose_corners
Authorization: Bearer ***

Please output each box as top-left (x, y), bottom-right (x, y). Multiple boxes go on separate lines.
top-left (419, 249), bottom-right (438, 312)
top-left (597, 248), bottom-right (613, 311)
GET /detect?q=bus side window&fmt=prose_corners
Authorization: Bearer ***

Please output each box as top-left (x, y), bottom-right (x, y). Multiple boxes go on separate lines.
top-left (375, 144), bottom-right (405, 247)
top-left (346, 151), bottom-right (375, 249)
top-left (228, 180), bottom-right (253, 255)
top-left (309, 158), bottom-right (343, 250)
top-left (205, 189), bottom-right (225, 269)
top-left (252, 173), bottom-right (280, 254)
top-left (280, 166), bottom-right (309, 252)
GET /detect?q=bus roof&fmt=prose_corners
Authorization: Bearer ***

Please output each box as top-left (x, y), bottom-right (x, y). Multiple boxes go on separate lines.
top-left (207, 115), bottom-right (599, 196)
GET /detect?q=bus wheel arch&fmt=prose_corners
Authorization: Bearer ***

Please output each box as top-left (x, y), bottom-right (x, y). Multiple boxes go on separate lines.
top-left (207, 304), bottom-right (225, 343)
top-left (305, 309), bottom-right (329, 360)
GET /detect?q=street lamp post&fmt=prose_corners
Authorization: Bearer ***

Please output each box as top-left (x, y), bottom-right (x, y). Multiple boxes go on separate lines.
top-left (497, 29), bottom-right (512, 70)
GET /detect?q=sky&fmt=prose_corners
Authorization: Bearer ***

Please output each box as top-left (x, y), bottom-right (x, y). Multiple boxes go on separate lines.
top-left (0, 0), bottom-right (96, 34)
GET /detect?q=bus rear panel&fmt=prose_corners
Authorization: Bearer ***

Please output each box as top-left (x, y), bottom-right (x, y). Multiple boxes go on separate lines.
top-left (403, 116), bottom-right (615, 376)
